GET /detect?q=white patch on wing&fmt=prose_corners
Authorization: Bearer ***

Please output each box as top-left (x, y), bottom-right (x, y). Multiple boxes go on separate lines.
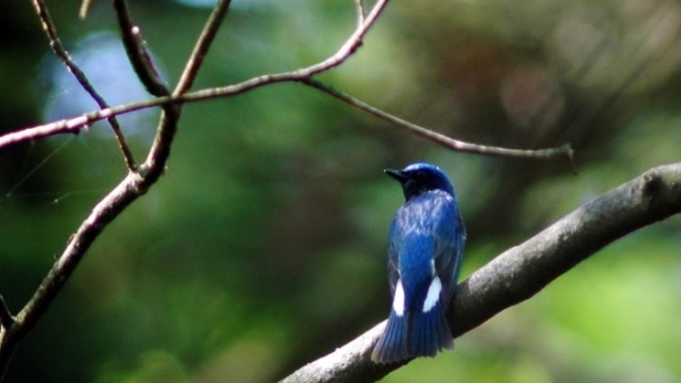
top-left (392, 280), bottom-right (405, 316)
top-left (422, 277), bottom-right (442, 313)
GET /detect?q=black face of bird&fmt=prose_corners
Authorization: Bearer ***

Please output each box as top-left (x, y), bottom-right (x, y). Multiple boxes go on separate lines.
top-left (384, 165), bottom-right (453, 201)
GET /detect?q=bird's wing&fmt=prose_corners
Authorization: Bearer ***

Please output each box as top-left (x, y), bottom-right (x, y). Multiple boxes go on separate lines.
top-left (433, 200), bottom-right (466, 304)
top-left (387, 223), bottom-right (400, 297)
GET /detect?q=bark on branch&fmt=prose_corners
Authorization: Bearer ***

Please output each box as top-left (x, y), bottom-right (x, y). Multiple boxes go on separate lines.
top-left (279, 162), bottom-right (681, 383)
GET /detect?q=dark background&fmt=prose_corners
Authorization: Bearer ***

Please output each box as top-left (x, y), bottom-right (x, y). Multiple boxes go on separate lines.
top-left (1, 0), bottom-right (680, 382)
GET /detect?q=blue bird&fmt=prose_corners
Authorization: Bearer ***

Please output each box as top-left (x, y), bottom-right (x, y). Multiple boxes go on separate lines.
top-left (372, 163), bottom-right (466, 364)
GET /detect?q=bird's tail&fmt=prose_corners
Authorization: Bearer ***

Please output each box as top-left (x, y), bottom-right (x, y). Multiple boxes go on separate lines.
top-left (408, 298), bottom-right (453, 357)
top-left (371, 301), bottom-right (453, 364)
top-left (372, 310), bottom-right (408, 363)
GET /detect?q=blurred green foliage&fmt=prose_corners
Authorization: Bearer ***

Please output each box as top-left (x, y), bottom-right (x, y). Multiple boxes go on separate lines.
top-left (1, 0), bottom-right (681, 382)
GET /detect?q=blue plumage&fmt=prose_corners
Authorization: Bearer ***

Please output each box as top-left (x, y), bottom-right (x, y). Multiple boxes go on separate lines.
top-left (372, 163), bottom-right (466, 364)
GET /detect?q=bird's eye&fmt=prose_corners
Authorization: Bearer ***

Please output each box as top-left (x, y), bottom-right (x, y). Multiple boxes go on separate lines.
top-left (416, 171), bottom-right (426, 178)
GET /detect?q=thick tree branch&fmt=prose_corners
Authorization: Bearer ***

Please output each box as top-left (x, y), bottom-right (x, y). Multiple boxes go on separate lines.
top-left (279, 162), bottom-right (681, 383)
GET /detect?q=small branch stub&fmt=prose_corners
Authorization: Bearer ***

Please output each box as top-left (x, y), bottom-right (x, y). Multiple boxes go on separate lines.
top-left (0, 296), bottom-right (14, 330)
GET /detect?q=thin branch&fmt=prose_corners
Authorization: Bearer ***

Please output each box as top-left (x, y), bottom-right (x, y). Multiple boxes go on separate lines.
top-left (302, 78), bottom-right (574, 162)
top-left (79, 0), bottom-right (94, 19)
top-left (279, 162), bottom-right (681, 383)
top-left (0, 1), bottom-right (391, 367)
top-left (143, 0), bottom-right (234, 178)
top-left (0, 0), bottom-right (240, 378)
top-left (0, 0), bottom-right (392, 150)
top-left (0, 173), bottom-right (145, 379)
top-left (354, 0), bottom-right (366, 27)
top-left (31, 0), bottom-right (137, 170)
top-left (0, 296), bottom-right (13, 330)
top-left (113, 0), bottom-right (170, 97)
top-left (305, 0), bottom-right (389, 76)
top-left (0, 68), bottom-right (573, 163)
top-left (0, 98), bottom-right (165, 149)
top-left (175, 0), bottom-right (233, 95)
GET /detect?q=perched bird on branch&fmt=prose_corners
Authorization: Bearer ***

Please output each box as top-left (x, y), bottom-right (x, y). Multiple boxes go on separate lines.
top-left (372, 163), bottom-right (466, 364)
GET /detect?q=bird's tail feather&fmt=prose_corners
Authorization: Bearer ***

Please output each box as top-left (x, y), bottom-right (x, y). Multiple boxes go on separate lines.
top-left (372, 302), bottom-right (454, 364)
top-left (372, 310), bottom-right (408, 364)
top-left (408, 300), bottom-right (453, 357)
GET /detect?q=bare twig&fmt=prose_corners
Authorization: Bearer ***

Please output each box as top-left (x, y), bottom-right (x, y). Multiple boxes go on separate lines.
top-left (279, 162), bottom-right (681, 383)
top-left (113, 0), bottom-right (170, 97)
top-left (143, 0), bottom-right (234, 176)
top-left (0, 68), bottom-right (573, 165)
top-left (0, 2), bottom-right (392, 369)
top-left (175, 0), bottom-right (233, 94)
top-left (0, 0), bottom-right (238, 379)
top-left (0, 0), bottom-right (392, 150)
top-left (0, 99), bottom-right (164, 149)
top-left (302, 78), bottom-right (574, 162)
top-left (79, 0), bottom-right (94, 19)
top-left (31, 0), bottom-right (137, 170)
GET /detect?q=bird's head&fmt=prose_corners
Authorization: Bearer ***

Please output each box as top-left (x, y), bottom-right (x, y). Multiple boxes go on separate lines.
top-left (384, 163), bottom-right (454, 201)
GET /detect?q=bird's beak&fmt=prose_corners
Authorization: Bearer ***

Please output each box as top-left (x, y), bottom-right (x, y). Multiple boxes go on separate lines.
top-left (384, 169), bottom-right (408, 183)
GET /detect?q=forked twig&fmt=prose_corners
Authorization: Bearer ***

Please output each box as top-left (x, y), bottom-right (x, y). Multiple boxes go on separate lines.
top-left (175, 0), bottom-right (233, 95)
top-left (31, 0), bottom-right (137, 170)
top-left (0, 0), bottom-right (393, 150)
top-left (143, 0), bottom-right (234, 169)
top-left (0, 0), bottom-right (238, 379)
